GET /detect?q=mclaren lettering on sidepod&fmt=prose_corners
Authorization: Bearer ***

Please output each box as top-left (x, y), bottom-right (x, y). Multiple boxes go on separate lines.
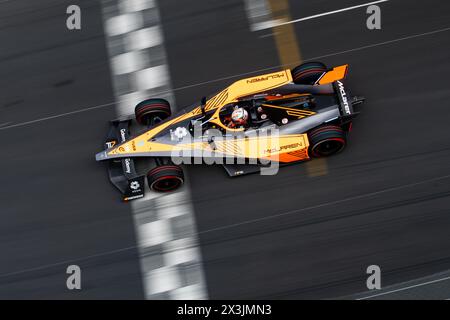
top-left (247, 72), bottom-right (286, 84)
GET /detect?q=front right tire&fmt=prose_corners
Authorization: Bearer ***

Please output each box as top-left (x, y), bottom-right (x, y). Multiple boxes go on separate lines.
top-left (147, 164), bottom-right (184, 192)
top-left (135, 98), bottom-right (171, 126)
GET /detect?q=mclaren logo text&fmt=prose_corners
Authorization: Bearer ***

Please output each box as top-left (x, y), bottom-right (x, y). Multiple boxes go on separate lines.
top-left (247, 73), bottom-right (285, 84)
top-left (265, 142), bottom-right (301, 154)
top-left (337, 81), bottom-right (351, 115)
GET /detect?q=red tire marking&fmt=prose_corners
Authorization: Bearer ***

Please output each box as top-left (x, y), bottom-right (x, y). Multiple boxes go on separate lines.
top-left (148, 165), bottom-right (183, 176)
top-left (310, 126), bottom-right (343, 138)
top-left (151, 175), bottom-right (184, 192)
top-left (137, 105), bottom-right (170, 114)
top-left (294, 68), bottom-right (326, 79)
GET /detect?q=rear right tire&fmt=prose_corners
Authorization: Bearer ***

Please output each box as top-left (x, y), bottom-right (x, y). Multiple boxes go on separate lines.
top-left (308, 124), bottom-right (346, 157)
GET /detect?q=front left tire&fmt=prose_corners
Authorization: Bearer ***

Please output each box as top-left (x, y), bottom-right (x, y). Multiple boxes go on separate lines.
top-left (291, 61), bottom-right (327, 85)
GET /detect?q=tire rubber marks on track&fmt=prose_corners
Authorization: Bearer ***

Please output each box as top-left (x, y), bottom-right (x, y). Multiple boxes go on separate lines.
top-left (101, 0), bottom-right (208, 300)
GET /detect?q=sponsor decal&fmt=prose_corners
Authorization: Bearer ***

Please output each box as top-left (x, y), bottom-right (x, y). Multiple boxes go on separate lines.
top-left (130, 181), bottom-right (140, 190)
top-left (124, 194), bottom-right (144, 201)
top-left (106, 140), bottom-right (116, 149)
top-left (130, 183), bottom-right (143, 194)
top-left (337, 81), bottom-right (351, 115)
top-left (264, 142), bottom-right (301, 154)
top-left (124, 158), bottom-right (131, 174)
top-left (120, 128), bottom-right (127, 142)
top-left (247, 72), bottom-right (285, 84)
top-left (172, 127), bottom-right (188, 140)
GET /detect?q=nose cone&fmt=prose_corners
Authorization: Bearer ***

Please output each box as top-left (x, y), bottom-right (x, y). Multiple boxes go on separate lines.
top-left (95, 151), bottom-right (108, 161)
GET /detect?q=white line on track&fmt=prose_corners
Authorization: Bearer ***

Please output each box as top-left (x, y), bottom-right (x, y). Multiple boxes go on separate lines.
top-left (0, 101), bottom-right (116, 130)
top-left (265, 0), bottom-right (390, 29)
top-left (198, 174), bottom-right (450, 235)
top-left (0, 245), bottom-right (136, 279)
top-left (357, 276), bottom-right (450, 300)
top-left (1, 26), bottom-right (450, 131)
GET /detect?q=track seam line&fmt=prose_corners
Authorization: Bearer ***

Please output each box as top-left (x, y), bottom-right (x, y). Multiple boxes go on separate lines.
top-left (265, 0), bottom-right (389, 29)
top-left (357, 276), bottom-right (450, 300)
top-left (198, 174), bottom-right (450, 234)
top-left (1, 26), bottom-right (449, 130)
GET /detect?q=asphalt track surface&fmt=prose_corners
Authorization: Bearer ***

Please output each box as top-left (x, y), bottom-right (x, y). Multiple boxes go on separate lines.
top-left (0, 0), bottom-right (142, 299)
top-left (0, 0), bottom-right (450, 299)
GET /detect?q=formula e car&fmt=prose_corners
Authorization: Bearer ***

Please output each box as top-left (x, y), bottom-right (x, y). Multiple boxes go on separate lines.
top-left (96, 61), bottom-right (364, 201)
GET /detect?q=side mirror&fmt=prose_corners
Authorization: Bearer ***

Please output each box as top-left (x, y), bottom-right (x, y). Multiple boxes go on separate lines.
top-left (201, 96), bottom-right (207, 114)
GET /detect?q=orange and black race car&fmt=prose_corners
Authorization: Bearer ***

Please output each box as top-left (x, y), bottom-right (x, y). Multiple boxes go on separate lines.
top-left (95, 61), bottom-right (364, 201)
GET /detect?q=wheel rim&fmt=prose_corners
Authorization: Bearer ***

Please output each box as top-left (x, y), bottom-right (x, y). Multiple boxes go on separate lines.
top-left (151, 176), bottom-right (183, 192)
top-left (313, 138), bottom-right (345, 156)
top-left (148, 113), bottom-right (166, 126)
top-left (139, 111), bottom-right (169, 126)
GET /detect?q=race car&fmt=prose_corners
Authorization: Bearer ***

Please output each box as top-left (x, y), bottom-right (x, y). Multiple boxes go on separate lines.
top-left (95, 61), bottom-right (364, 201)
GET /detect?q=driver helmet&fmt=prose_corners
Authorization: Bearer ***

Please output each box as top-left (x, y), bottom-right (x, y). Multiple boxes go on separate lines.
top-left (231, 107), bottom-right (248, 125)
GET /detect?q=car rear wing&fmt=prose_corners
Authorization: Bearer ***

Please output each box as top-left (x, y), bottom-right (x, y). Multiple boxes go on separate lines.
top-left (333, 80), bottom-right (354, 117)
top-left (317, 65), bottom-right (348, 85)
top-left (103, 120), bottom-right (145, 201)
